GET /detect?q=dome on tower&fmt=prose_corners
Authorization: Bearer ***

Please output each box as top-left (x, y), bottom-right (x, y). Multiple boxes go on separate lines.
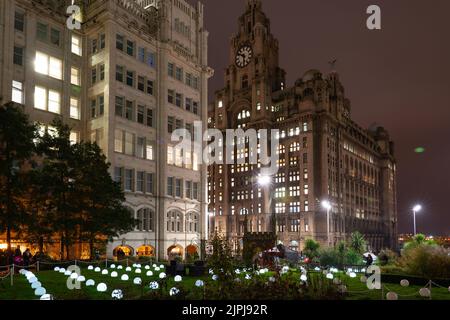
top-left (302, 69), bottom-right (322, 82)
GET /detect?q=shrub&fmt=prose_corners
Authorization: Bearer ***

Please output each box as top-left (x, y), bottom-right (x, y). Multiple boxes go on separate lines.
top-left (349, 232), bottom-right (367, 254)
top-left (304, 239), bottom-right (320, 260)
top-left (377, 249), bottom-right (398, 266)
top-left (319, 248), bottom-right (340, 267)
top-left (399, 245), bottom-right (450, 279)
top-left (345, 248), bottom-right (363, 265)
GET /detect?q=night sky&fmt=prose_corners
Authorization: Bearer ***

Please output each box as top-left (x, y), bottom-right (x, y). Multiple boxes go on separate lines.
top-left (188, 0), bottom-right (450, 236)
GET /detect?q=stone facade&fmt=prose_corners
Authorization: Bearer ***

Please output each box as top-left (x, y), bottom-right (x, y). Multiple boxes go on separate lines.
top-left (208, 0), bottom-right (397, 253)
top-left (0, 0), bottom-right (213, 260)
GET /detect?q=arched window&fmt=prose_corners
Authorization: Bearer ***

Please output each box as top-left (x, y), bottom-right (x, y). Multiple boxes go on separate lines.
top-left (186, 212), bottom-right (199, 233)
top-left (239, 208), bottom-right (248, 216)
top-left (137, 208), bottom-right (154, 232)
top-left (167, 210), bottom-right (183, 232)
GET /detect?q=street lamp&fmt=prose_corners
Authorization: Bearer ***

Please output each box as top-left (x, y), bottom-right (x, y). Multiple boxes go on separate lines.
top-left (257, 175), bottom-right (271, 187)
top-left (321, 200), bottom-right (332, 247)
top-left (412, 204), bottom-right (422, 235)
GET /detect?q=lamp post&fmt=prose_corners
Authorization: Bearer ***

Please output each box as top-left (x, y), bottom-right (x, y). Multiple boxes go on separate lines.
top-left (321, 200), bottom-right (332, 247)
top-left (412, 204), bottom-right (422, 235)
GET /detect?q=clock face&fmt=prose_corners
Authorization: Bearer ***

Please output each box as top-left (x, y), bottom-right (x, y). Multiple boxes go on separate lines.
top-left (235, 45), bottom-right (253, 68)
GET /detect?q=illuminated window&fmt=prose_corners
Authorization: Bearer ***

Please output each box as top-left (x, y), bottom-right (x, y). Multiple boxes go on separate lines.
top-left (218, 100), bottom-right (223, 108)
top-left (71, 35), bottom-right (82, 56)
top-left (34, 86), bottom-right (47, 110)
top-left (275, 203), bottom-right (286, 214)
top-left (124, 132), bottom-right (134, 155)
top-left (167, 146), bottom-right (174, 165)
top-left (35, 52), bottom-right (62, 80)
top-left (304, 184), bottom-right (309, 195)
top-left (71, 67), bottom-right (80, 85)
top-left (146, 144), bottom-right (154, 160)
top-left (114, 129), bottom-right (123, 153)
top-left (48, 90), bottom-right (60, 114)
top-left (70, 97), bottom-right (80, 120)
top-left (12, 81), bottom-right (23, 104)
top-left (69, 131), bottom-right (79, 145)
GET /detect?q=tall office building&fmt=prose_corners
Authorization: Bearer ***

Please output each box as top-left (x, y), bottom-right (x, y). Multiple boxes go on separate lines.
top-left (0, 0), bottom-right (213, 259)
top-left (208, 0), bottom-right (397, 252)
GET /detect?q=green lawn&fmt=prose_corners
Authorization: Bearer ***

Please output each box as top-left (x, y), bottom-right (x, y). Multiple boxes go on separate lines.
top-left (1, 265), bottom-right (449, 300)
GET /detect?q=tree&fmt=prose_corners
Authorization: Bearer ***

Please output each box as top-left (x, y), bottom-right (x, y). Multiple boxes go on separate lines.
top-left (304, 239), bottom-right (320, 261)
top-left (349, 231), bottom-right (367, 254)
top-left (0, 103), bottom-right (36, 256)
top-left (72, 142), bottom-right (136, 259)
top-left (403, 233), bottom-right (436, 250)
top-left (35, 118), bottom-right (78, 260)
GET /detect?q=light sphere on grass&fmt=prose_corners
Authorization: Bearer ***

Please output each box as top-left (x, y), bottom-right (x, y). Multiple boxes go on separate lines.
top-left (111, 271), bottom-right (118, 278)
top-left (212, 275), bottom-right (219, 281)
top-left (400, 279), bottom-right (409, 287)
top-left (70, 273), bottom-right (79, 279)
top-left (349, 272), bottom-right (357, 278)
top-left (64, 270), bottom-right (72, 276)
top-left (154, 267), bottom-right (160, 272)
top-left (326, 273), bottom-right (334, 280)
top-left (117, 265), bottom-right (123, 270)
top-left (87, 265), bottom-right (93, 270)
top-left (86, 279), bottom-right (95, 286)
top-left (314, 267), bottom-right (320, 271)
top-left (195, 280), bottom-right (204, 287)
top-left (34, 287), bottom-right (46, 296)
top-left (59, 268), bottom-right (66, 274)
top-left (110, 264), bottom-right (116, 269)
top-left (94, 267), bottom-right (101, 272)
top-left (28, 276), bottom-right (38, 284)
top-left (169, 287), bottom-right (180, 296)
top-left (159, 272), bottom-right (166, 279)
top-left (111, 289), bottom-right (123, 300)
top-left (31, 281), bottom-right (42, 289)
top-left (145, 265), bottom-right (150, 270)
top-left (54, 267), bottom-right (60, 272)
top-left (159, 264), bottom-right (164, 269)
top-left (300, 274), bottom-right (308, 282)
top-left (386, 292), bottom-right (398, 300)
top-left (419, 288), bottom-right (430, 297)
top-left (40, 294), bottom-right (52, 300)
top-left (121, 274), bottom-right (129, 281)
top-left (125, 267), bottom-right (132, 272)
top-left (149, 281), bottom-right (159, 290)
top-left (134, 277), bottom-right (142, 285)
top-left (235, 269), bottom-right (241, 274)
top-left (135, 268), bottom-right (142, 274)
top-left (146, 271), bottom-right (153, 276)
top-left (174, 275), bottom-right (182, 282)
top-left (101, 269), bottom-right (108, 275)
top-left (96, 283), bottom-right (107, 292)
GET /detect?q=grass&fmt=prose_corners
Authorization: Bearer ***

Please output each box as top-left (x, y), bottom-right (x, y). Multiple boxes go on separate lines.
top-left (1, 265), bottom-right (449, 300)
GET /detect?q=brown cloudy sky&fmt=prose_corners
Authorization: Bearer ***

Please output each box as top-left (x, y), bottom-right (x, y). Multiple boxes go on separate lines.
top-left (188, 0), bottom-right (450, 235)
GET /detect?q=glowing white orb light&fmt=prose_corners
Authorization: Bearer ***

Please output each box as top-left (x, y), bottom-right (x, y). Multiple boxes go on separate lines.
top-left (87, 265), bottom-right (93, 270)
top-left (31, 281), bottom-right (42, 289)
top-left (101, 269), bottom-right (108, 275)
top-left (40, 294), bottom-right (52, 300)
top-left (117, 265), bottom-right (123, 270)
top-left (169, 287), bottom-right (180, 296)
top-left (235, 269), bottom-right (241, 274)
top-left (125, 267), bottom-right (132, 272)
top-left (96, 283), bottom-right (107, 292)
top-left (349, 272), bottom-right (357, 278)
top-left (400, 279), bottom-right (409, 287)
top-left (154, 267), bottom-right (161, 272)
top-left (174, 275), bottom-right (182, 282)
top-left (133, 277), bottom-right (142, 285)
top-left (149, 281), bottom-right (159, 290)
top-left (59, 268), bottom-right (66, 274)
top-left (300, 274), bottom-right (308, 282)
top-left (146, 271), bottom-right (153, 277)
top-left (94, 267), bottom-right (101, 272)
top-left (208, 268), bottom-right (214, 275)
top-left (326, 273), bottom-right (334, 280)
top-left (64, 270), bottom-right (72, 276)
top-left (159, 272), bottom-right (166, 279)
top-left (145, 265), bottom-right (150, 270)
top-left (195, 280), bottom-right (204, 287)
top-left (86, 279), bottom-right (95, 286)
top-left (111, 271), bottom-right (118, 278)
top-left (121, 274), bottom-right (129, 281)
top-left (212, 275), bottom-right (219, 281)
top-left (314, 267), bottom-right (320, 271)
top-left (70, 273), bottom-right (78, 280)
top-left (110, 264), bottom-right (116, 269)
top-left (132, 263), bottom-right (137, 268)
top-left (152, 264), bottom-right (157, 268)
top-left (111, 289), bottom-right (123, 300)
top-left (386, 292), bottom-right (398, 300)
top-left (34, 287), bottom-right (46, 296)
top-left (159, 265), bottom-right (164, 269)
top-left (77, 275), bottom-right (86, 282)
top-left (245, 274), bottom-right (252, 280)
top-left (54, 267), bottom-right (60, 272)
top-left (419, 288), bottom-right (431, 298)
top-left (28, 276), bottom-right (38, 284)
top-left (135, 268), bottom-right (142, 274)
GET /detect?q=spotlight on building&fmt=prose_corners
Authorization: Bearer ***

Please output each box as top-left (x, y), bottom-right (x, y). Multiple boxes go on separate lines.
top-left (257, 175), bottom-right (271, 186)
top-left (321, 200), bottom-right (332, 210)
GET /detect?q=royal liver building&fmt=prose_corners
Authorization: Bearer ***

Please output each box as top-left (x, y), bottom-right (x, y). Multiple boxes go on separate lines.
top-left (208, 0), bottom-right (397, 252)
top-left (0, 0), bottom-right (213, 259)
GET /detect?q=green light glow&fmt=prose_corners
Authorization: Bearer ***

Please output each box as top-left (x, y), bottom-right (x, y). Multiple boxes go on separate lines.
top-left (415, 147), bottom-right (425, 153)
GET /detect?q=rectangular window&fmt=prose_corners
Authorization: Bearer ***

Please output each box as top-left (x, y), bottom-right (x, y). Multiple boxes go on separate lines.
top-left (49, 57), bottom-right (62, 80)
top-left (35, 52), bottom-right (62, 79)
top-left (124, 132), bottom-right (134, 155)
top-left (71, 67), bottom-right (80, 85)
top-left (136, 171), bottom-right (145, 192)
top-left (175, 179), bottom-right (182, 197)
top-left (12, 81), bottom-right (23, 104)
top-left (116, 34), bottom-right (124, 51)
top-left (70, 97), bottom-right (80, 120)
top-left (125, 100), bottom-right (134, 120)
top-left (185, 181), bottom-right (192, 199)
top-left (167, 177), bottom-right (174, 196)
top-left (98, 95), bottom-right (104, 116)
top-left (114, 167), bottom-right (123, 184)
top-left (37, 22), bottom-right (48, 41)
top-left (13, 47), bottom-right (24, 66)
top-left (50, 28), bottom-right (60, 46)
top-left (175, 67), bottom-right (183, 81)
top-left (124, 169), bottom-right (133, 191)
top-left (137, 106), bottom-right (145, 124)
top-left (48, 90), bottom-right (61, 114)
top-left (186, 73), bottom-right (192, 86)
top-left (126, 70), bottom-right (134, 87)
top-left (92, 39), bottom-right (98, 54)
top-left (71, 35), bottom-right (82, 56)
top-left (146, 80), bottom-right (153, 95)
top-left (34, 86), bottom-right (47, 111)
top-left (91, 67), bottom-right (97, 84)
top-left (138, 76), bottom-right (145, 92)
top-left (99, 34), bottom-right (106, 49)
top-left (14, 11), bottom-right (25, 32)
top-left (168, 63), bottom-right (174, 77)
top-left (175, 93), bottom-right (182, 108)
top-left (146, 109), bottom-right (153, 127)
top-left (99, 64), bottom-right (105, 81)
top-left (185, 98), bottom-right (192, 112)
top-left (193, 182), bottom-right (199, 200)
top-left (69, 131), bottom-right (79, 145)
top-left (146, 144), bottom-right (153, 160)
top-left (138, 47), bottom-right (145, 62)
top-left (168, 90), bottom-right (174, 104)
top-left (114, 129), bottom-right (123, 153)
top-left (90, 99), bottom-right (97, 118)
top-left (193, 101), bottom-right (199, 115)
top-left (193, 77), bottom-right (199, 90)
top-left (146, 173), bottom-right (153, 194)
top-left (115, 96), bottom-right (124, 117)
top-left (116, 65), bottom-right (124, 82)
top-left (137, 137), bottom-right (145, 159)
top-left (167, 146), bottom-right (174, 165)
top-left (147, 52), bottom-right (156, 67)
top-left (126, 40), bottom-right (134, 56)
